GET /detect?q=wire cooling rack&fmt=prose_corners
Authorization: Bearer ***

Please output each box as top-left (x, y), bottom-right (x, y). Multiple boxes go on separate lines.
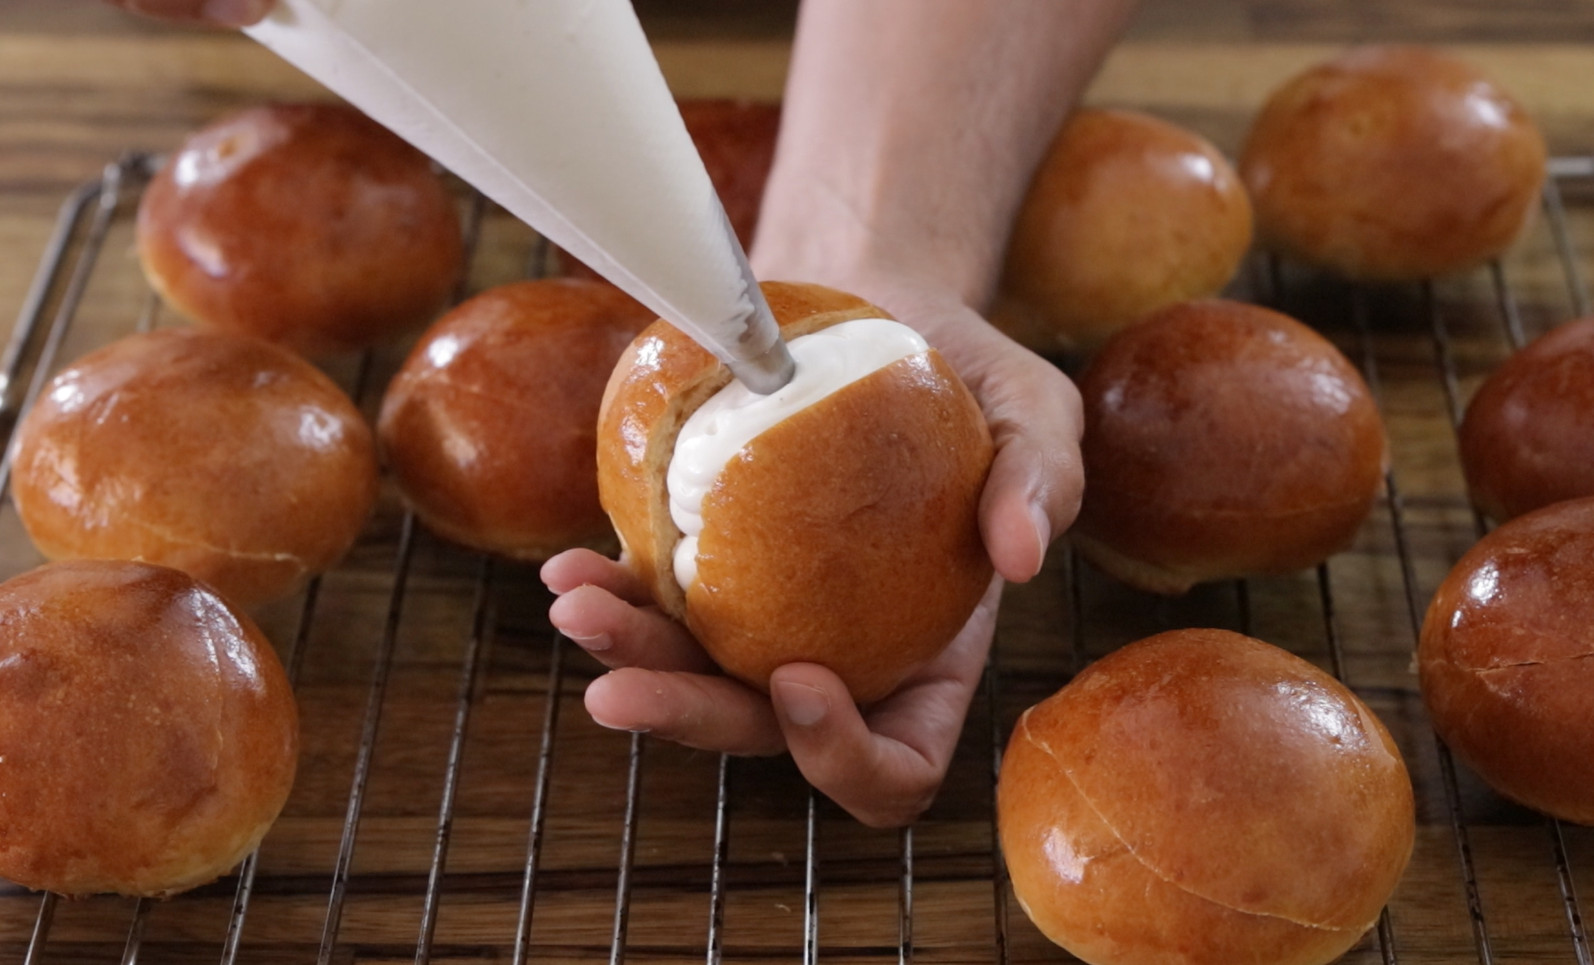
top-left (0, 152), bottom-right (1590, 964)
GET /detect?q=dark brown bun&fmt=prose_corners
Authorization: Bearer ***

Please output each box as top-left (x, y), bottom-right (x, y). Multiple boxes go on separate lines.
top-left (1419, 497), bottom-right (1594, 824)
top-left (598, 282), bottom-right (993, 703)
top-left (378, 279), bottom-right (655, 559)
top-left (136, 102), bottom-right (465, 355)
top-left (0, 560), bottom-right (298, 897)
top-left (1072, 299), bottom-right (1387, 594)
top-left (1458, 317), bottom-right (1594, 522)
top-left (994, 108), bottom-right (1254, 353)
top-left (1239, 45), bottom-right (1546, 281)
top-left (558, 98), bottom-right (779, 280)
top-left (999, 628), bottom-right (1414, 965)
top-left (10, 328), bottom-right (379, 609)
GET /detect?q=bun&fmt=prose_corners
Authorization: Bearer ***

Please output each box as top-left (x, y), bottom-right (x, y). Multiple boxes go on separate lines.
top-left (999, 628), bottom-right (1414, 965)
top-left (378, 279), bottom-right (655, 559)
top-left (558, 98), bottom-right (779, 280)
top-left (1239, 45), bottom-right (1545, 281)
top-left (1419, 497), bottom-right (1594, 824)
top-left (1072, 298), bottom-right (1387, 594)
top-left (10, 328), bottom-right (379, 609)
top-left (0, 560), bottom-right (297, 897)
top-left (994, 108), bottom-right (1253, 353)
top-left (674, 98), bottom-right (781, 253)
top-left (136, 102), bottom-right (465, 356)
top-left (598, 282), bottom-right (993, 702)
top-left (1458, 317), bottom-right (1594, 522)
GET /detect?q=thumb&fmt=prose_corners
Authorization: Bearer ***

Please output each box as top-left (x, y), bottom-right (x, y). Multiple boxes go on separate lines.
top-left (770, 664), bottom-right (939, 828)
top-left (979, 402), bottom-right (1085, 583)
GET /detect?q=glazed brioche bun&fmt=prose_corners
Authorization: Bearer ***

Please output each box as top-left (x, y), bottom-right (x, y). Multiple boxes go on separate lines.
top-left (1420, 497), bottom-right (1594, 824)
top-left (378, 279), bottom-right (655, 559)
top-left (1072, 299), bottom-right (1387, 594)
top-left (1458, 317), bottom-right (1594, 522)
top-left (598, 282), bottom-right (993, 703)
top-left (679, 98), bottom-right (781, 247)
top-left (999, 628), bottom-right (1414, 965)
top-left (1239, 45), bottom-right (1546, 281)
top-left (994, 108), bottom-right (1254, 354)
top-left (136, 102), bottom-right (465, 356)
top-left (10, 328), bottom-right (379, 609)
top-left (559, 98), bottom-right (779, 280)
top-left (0, 560), bottom-right (298, 897)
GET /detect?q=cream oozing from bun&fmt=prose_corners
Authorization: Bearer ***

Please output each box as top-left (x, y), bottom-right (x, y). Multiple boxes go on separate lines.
top-left (666, 318), bottom-right (929, 589)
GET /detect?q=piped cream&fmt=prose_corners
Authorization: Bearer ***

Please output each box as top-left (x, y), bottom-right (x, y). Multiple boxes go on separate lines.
top-left (667, 318), bottom-right (930, 590)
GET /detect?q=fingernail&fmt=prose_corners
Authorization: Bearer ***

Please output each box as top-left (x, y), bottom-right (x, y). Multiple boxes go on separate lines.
top-left (565, 630), bottom-right (612, 652)
top-left (1029, 501), bottom-right (1052, 550)
top-left (1029, 502), bottom-right (1053, 568)
top-left (590, 714), bottom-right (649, 735)
top-left (775, 680), bottom-right (829, 728)
top-left (201, 0), bottom-right (273, 27)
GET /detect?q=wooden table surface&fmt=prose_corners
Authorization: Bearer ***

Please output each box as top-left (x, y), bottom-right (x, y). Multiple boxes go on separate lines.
top-left (3, 2), bottom-right (1594, 963)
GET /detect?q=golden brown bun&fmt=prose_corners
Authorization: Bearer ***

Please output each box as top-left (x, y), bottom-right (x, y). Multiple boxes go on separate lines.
top-left (598, 282), bottom-right (993, 702)
top-left (994, 108), bottom-right (1254, 353)
top-left (378, 279), bottom-right (655, 559)
top-left (1072, 299), bottom-right (1387, 594)
top-left (1420, 497), bottom-right (1594, 824)
top-left (559, 98), bottom-right (780, 280)
top-left (1458, 317), bottom-right (1594, 522)
top-left (0, 560), bottom-right (298, 897)
top-left (1239, 45), bottom-right (1546, 281)
top-left (136, 102), bottom-right (464, 356)
top-left (999, 628), bottom-right (1414, 965)
top-left (10, 328), bottom-right (379, 609)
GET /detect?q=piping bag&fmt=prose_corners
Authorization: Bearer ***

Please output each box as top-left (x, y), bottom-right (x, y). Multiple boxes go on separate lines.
top-left (244, 0), bottom-right (795, 394)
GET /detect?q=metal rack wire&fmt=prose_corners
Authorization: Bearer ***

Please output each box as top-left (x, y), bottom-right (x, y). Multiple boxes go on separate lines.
top-left (0, 152), bottom-right (1591, 964)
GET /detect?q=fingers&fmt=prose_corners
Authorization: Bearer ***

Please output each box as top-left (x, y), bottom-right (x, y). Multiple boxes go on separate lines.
top-left (773, 576), bottom-right (1002, 828)
top-left (584, 668), bottom-right (787, 756)
top-left (114, 0), bottom-right (274, 27)
top-left (546, 581), bottom-right (717, 675)
top-left (543, 549), bottom-right (714, 672)
top-left (770, 664), bottom-right (942, 828)
top-left (558, 564), bottom-right (1002, 827)
top-left (979, 397), bottom-right (1085, 582)
top-left (972, 338), bottom-right (1086, 583)
top-left (541, 548), bottom-right (655, 604)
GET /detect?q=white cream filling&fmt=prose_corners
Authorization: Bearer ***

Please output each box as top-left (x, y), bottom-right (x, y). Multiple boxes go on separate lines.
top-left (667, 317), bottom-right (929, 591)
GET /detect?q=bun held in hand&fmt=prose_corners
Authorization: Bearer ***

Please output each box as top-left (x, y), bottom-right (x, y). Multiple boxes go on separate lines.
top-left (10, 328), bottom-right (379, 609)
top-left (1071, 298), bottom-right (1387, 594)
top-left (998, 628), bottom-right (1414, 965)
top-left (1419, 497), bottom-right (1594, 824)
top-left (994, 108), bottom-right (1254, 353)
top-left (1458, 317), bottom-right (1594, 522)
top-left (1239, 45), bottom-right (1545, 281)
top-left (598, 282), bottom-right (993, 703)
top-left (379, 279), bottom-right (655, 559)
top-left (0, 560), bottom-right (298, 897)
top-left (136, 102), bottom-right (465, 356)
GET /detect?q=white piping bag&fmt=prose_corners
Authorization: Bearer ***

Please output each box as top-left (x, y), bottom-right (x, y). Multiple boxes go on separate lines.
top-left (245, 0), bottom-right (794, 393)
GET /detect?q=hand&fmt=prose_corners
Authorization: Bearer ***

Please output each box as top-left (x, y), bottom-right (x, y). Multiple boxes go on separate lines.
top-left (105, 0), bottom-right (273, 27)
top-left (541, 276), bottom-right (1084, 828)
top-left (543, 548), bottom-right (1005, 828)
top-left (546, 0), bottom-right (1109, 827)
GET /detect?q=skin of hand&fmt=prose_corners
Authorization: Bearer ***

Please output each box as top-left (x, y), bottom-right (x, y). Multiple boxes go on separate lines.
top-left (105, 0), bottom-right (273, 27)
top-left (543, 0), bottom-right (1138, 828)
